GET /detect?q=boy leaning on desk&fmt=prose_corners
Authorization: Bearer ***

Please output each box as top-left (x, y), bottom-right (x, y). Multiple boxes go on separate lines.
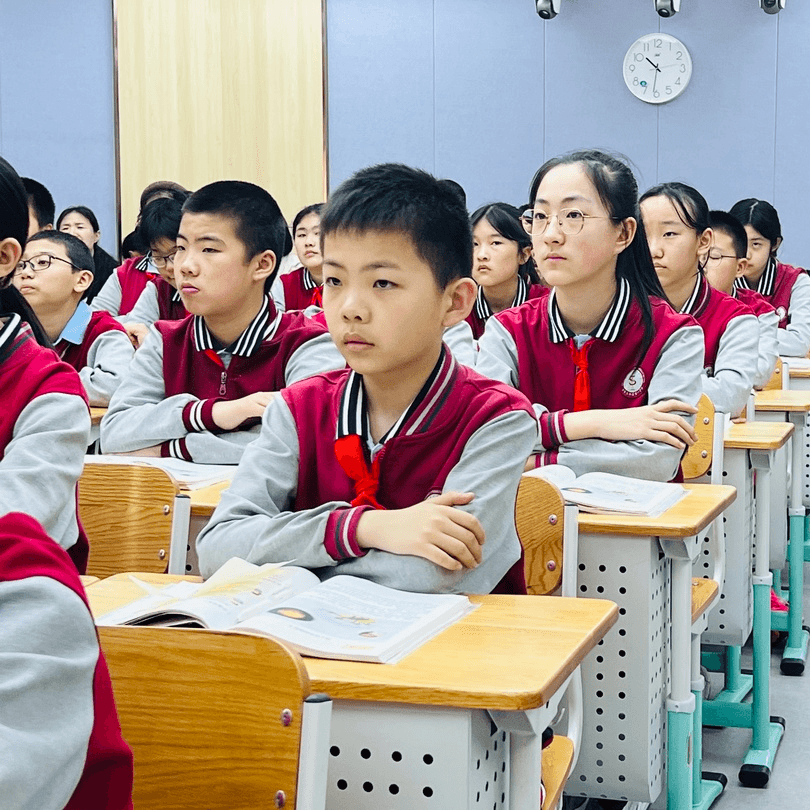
top-left (197, 163), bottom-right (538, 595)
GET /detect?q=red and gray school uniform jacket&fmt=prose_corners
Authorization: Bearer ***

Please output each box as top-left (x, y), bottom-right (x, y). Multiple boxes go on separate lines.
top-left (736, 260), bottom-right (810, 357)
top-left (475, 277), bottom-right (704, 481)
top-left (90, 255), bottom-right (155, 318)
top-left (0, 314), bottom-right (90, 570)
top-left (0, 512), bottom-right (133, 810)
top-left (101, 296), bottom-right (344, 463)
top-left (271, 266), bottom-right (322, 311)
top-left (734, 287), bottom-right (779, 389)
top-left (465, 277), bottom-right (545, 340)
top-left (196, 346), bottom-right (537, 594)
top-left (125, 276), bottom-right (188, 328)
top-left (55, 301), bottom-right (134, 406)
top-left (680, 275), bottom-right (758, 416)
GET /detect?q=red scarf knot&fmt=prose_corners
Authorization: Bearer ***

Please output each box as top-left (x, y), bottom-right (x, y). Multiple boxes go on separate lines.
top-left (334, 433), bottom-right (386, 509)
top-left (568, 338), bottom-right (593, 412)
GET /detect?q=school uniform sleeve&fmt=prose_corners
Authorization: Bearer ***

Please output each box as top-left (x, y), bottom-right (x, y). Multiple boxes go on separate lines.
top-left (474, 316), bottom-right (521, 385)
top-left (100, 325), bottom-right (258, 463)
top-left (0, 394), bottom-right (89, 551)
top-left (753, 309), bottom-right (779, 389)
top-left (779, 272), bottom-right (810, 357)
top-left (89, 269), bottom-right (123, 316)
top-left (443, 320), bottom-right (477, 368)
top-left (122, 281), bottom-right (159, 328)
top-left (80, 329), bottom-right (135, 406)
top-left (283, 332), bottom-right (345, 385)
top-left (197, 399), bottom-right (536, 595)
top-left (0, 576), bottom-right (97, 810)
top-left (541, 325), bottom-right (704, 481)
top-left (702, 313), bottom-right (758, 416)
top-left (270, 274), bottom-right (286, 312)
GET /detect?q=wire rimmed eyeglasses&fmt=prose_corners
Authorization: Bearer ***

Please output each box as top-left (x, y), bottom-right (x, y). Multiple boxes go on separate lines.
top-left (13, 253), bottom-right (84, 277)
top-left (520, 207), bottom-right (620, 236)
top-left (148, 249), bottom-right (178, 269)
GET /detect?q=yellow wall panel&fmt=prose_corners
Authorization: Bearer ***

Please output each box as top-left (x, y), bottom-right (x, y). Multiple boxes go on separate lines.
top-left (115, 0), bottom-right (325, 231)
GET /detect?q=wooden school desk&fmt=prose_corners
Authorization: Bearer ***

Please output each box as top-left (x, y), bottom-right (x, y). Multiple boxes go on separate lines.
top-left (89, 407), bottom-right (106, 426)
top-left (87, 574), bottom-right (617, 810)
top-left (754, 389), bottom-right (810, 674)
top-left (567, 484), bottom-right (736, 810)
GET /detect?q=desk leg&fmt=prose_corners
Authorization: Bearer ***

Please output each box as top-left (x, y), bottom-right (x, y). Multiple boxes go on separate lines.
top-left (491, 708), bottom-right (544, 810)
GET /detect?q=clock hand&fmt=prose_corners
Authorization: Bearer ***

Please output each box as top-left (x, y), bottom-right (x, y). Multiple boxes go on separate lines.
top-left (645, 57), bottom-right (661, 72)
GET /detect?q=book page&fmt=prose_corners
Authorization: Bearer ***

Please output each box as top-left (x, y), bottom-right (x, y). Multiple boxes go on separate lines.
top-left (560, 472), bottom-right (685, 515)
top-left (84, 455), bottom-right (235, 490)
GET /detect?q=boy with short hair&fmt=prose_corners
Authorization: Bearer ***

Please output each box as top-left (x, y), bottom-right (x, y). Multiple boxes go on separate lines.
top-left (21, 177), bottom-right (55, 238)
top-left (196, 164), bottom-right (537, 594)
top-left (13, 230), bottom-right (133, 406)
top-left (101, 180), bottom-right (343, 463)
top-left (707, 210), bottom-right (778, 389)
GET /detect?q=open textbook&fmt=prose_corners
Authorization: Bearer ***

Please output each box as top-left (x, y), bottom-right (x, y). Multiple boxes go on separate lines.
top-left (525, 466), bottom-right (686, 516)
top-left (95, 558), bottom-right (476, 664)
top-left (84, 455), bottom-right (235, 490)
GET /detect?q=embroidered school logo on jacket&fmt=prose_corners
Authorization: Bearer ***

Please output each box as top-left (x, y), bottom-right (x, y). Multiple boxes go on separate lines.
top-left (621, 368), bottom-right (645, 397)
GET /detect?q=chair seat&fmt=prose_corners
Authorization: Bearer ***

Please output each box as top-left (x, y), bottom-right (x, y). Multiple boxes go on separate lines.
top-left (692, 577), bottom-right (719, 624)
top-left (542, 734), bottom-right (575, 810)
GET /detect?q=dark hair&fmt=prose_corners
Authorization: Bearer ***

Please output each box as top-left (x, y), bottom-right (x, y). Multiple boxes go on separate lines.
top-left (139, 180), bottom-right (189, 213)
top-left (56, 205), bottom-right (100, 234)
top-left (121, 229), bottom-right (146, 258)
top-left (729, 198), bottom-right (782, 254)
top-left (0, 157), bottom-right (51, 345)
top-left (640, 181), bottom-right (710, 234)
top-left (28, 230), bottom-right (95, 273)
top-left (321, 163), bottom-right (473, 288)
top-left (470, 203), bottom-right (540, 284)
top-left (440, 178), bottom-right (467, 208)
top-left (529, 149), bottom-right (665, 358)
top-left (708, 210), bottom-right (748, 260)
top-left (182, 180), bottom-right (287, 291)
top-left (139, 196), bottom-right (186, 248)
top-left (292, 203), bottom-right (324, 235)
top-left (21, 177), bottom-right (55, 228)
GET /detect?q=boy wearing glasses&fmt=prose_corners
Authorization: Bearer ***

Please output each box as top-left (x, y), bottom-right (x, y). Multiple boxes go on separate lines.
top-left (13, 231), bottom-right (133, 407)
top-left (101, 181), bottom-right (343, 464)
top-left (120, 197), bottom-right (189, 348)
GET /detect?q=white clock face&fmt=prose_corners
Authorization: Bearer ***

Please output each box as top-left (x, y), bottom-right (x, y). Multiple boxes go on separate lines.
top-left (623, 34), bottom-right (692, 104)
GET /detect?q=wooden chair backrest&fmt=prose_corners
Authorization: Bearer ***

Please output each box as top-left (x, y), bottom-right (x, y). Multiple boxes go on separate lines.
top-left (515, 474), bottom-right (566, 595)
top-left (761, 357), bottom-right (784, 391)
top-left (681, 394), bottom-right (714, 481)
top-left (100, 627), bottom-right (310, 810)
top-left (79, 464), bottom-right (180, 577)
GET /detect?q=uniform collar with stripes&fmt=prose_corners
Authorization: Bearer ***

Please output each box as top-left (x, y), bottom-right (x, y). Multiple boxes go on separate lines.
top-left (170, 287), bottom-right (182, 304)
top-left (474, 275), bottom-right (530, 321)
top-left (548, 276), bottom-right (631, 344)
top-left (302, 268), bottom-right (319, 291)
top-left (136, 255), bottom-right (152, 273)
top-left (0, 312), bottom-right (24, 362)
top-left (678, 274), bottom-right (711, 317)
top-left (735, 258), bottom-right (776, 296)
top-left (192, 295), bottom-right (281, 357)
top-left (336, 345), bottom-right (457, 446)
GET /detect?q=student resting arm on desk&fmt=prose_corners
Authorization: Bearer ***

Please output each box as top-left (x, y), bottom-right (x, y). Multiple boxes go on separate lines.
top-left (476, 150), bottom-right (702, 482)
top-left (197, 164), bottom-right (537, 593)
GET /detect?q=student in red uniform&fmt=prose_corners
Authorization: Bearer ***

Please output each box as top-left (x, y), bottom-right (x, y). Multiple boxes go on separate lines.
top-left (121, 196), bottom-right (190, 347)
top-left (0, 512), bottom-right (133, 810)
top-left (101, 180), bottom-right (343, 464)
top-left (0, 155), bottom-right (91, 571)
top-left (466, 202), bottom-right (543, 340)
top-left (196, 163), bottom-right (537, 594)
top-left (272, 203), bottom-right (325, 311)
top-left (640, 183), bottom-right (758, 417)
top-left (706, 210), bottom-right (778, 389)
top-left (476, 150), bottom-right (703, 481)
top-left (13, 231), bottom-right (133, 405)
top-left (729, 197), bottom-right (810, 358)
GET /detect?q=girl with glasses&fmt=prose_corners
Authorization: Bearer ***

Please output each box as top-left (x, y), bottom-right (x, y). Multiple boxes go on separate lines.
top-left (476, 149), bottom-right (702, 481)
top-left (640, 183), bottom-right (758, 418)
top-left (466, 203), bottom-right (543, 340)
top-left (729, 197), bottom-right (810, 358)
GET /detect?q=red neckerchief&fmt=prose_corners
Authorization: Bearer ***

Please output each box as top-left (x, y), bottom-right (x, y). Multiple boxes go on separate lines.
top-left (334, 433), bottom-right (386, 509)
top-left (310, 286), bottom-right (323, 309)
top-left (568, 338), bottom-right (593, 412)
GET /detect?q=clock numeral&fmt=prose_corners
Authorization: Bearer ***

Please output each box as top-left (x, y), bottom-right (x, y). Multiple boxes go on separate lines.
top-left (675, 50), bottom-right (683, 60)
top-left (680, 64), bottom-right (687, 73)
top-left (628, 64), bottom-right (636, 72)
top-left (666, 86), bottom-right (672, 95)
top-left (633, 77), bottom-right (639, 86)
top-left (653, 90), bottom-right (660, 99)
top-left (635, 52), bottom-right (643, 62)
top-left (644, 42), bottom-right (650, 51)
top-left (653, 38), bottom-right (662, 48)
top-left (675, 77), bottom-right (681, 86)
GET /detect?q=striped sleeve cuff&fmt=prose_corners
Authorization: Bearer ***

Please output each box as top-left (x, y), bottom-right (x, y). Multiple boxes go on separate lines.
top-left (538, 409), bottom-right (569, 449)
top-left (534, 450), bottom-right (559, 468)
top-left (182, 399), bottom-right (221, 433)
top-left (161, 438), bottom-right (192, 461)
top-left (324, 506), bottom-right (374, 561)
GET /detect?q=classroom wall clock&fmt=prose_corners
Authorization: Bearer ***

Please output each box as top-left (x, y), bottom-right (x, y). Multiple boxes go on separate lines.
top-left (623, 33), bottom-right (692, 104)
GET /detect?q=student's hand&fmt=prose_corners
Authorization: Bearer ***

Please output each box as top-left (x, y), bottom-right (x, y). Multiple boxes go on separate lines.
top-left (211, 392), bottom-right (276, 431)
top-left (355, 492), bottom-right (485, 571)
top-left (113, 445), bottom-right (162, 457)
top-left (593, 399), bottom-right (698, 449)
top-left (123, 322), bottom-right (149, 349)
